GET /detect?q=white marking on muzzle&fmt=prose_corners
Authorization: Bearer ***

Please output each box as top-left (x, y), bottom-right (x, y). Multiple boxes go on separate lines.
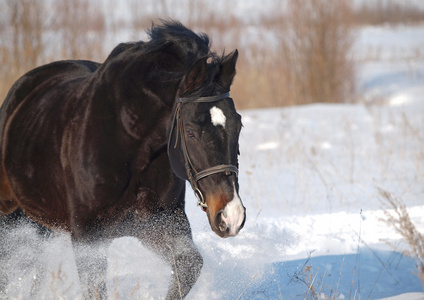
top-left (210, 106), bottom-right (226, 127)
top-left (221, 184), bottom-right (245, 236)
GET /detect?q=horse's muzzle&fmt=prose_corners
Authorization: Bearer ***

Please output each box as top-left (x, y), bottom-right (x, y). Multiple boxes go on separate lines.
top-left (214, 207), bottom-right (246, 238)
top-left (204, 183), bottom-right (246, 238)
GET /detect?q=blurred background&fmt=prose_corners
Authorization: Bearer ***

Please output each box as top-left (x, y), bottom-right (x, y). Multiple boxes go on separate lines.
top-left (1, 1), bottom-right (424, 298)
top-left (1, 0), bottom-right (424, 108)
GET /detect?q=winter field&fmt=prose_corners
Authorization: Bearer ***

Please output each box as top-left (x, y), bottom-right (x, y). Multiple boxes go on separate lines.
top-left (1, 23), bottom-right (424, 300)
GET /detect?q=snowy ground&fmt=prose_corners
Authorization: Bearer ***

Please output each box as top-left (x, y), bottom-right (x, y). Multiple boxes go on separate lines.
top-left (1, 24), bottom-right (424, 300)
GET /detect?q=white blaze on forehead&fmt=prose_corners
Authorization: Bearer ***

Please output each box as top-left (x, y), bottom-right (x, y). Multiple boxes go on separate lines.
top-left (210, 106), bottom-right (226, 128)
top-left (221, 184), bottom-right (245, 236)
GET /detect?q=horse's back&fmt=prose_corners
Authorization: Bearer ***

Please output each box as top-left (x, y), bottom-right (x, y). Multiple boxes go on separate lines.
top-left (0, 60), bottom-right (100, 215)
top-left (1, 60), bottom-right (99, 114)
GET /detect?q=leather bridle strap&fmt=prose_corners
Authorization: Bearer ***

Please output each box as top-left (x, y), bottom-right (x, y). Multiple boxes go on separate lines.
top-left (168, 92), bottom-right (238, 209)
top-left (194, 164), bottom-right (239, 182)
top-left (178, 92), bottom-right (230, 104)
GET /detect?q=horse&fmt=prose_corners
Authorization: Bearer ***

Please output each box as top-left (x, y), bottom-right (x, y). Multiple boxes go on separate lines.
top-left (0, 21), bottom-right (245, 299)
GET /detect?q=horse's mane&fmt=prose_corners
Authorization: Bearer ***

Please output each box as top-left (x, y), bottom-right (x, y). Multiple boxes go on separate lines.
top-left (148, 20), bottom-right (235, 99)
top-left (106, 21), bottom-right (212, 61)
top-left (103, 20), bottom-right (214, 83)
top-left (103, 20), bottom-right (233, 99)
top-left (147, 20), bottom-right (212, 61)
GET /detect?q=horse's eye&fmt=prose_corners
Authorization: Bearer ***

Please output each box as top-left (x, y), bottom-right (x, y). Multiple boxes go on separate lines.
top-left (187, 130), bottom-right (195, 138)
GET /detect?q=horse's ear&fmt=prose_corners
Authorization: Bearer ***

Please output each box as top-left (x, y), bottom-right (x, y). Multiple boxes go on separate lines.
top-left (180, 57), bottom-right (207, 95)
top-left (219, 49), bottom-right (238, 89)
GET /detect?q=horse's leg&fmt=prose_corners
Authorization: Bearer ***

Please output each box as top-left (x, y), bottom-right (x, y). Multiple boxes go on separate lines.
top-left (71, 235), bottom-right (109, 299)
top-left (140, 208), bottom-right (203, 300)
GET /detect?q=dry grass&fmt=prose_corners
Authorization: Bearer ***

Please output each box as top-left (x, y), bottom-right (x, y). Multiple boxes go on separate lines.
top-left (379, 188), bottom-right (424, 288)
top-left (354, 0), bottom-right (424, 26)
top-left (288, 255), bottom-right (339, 300)
top-left (223, 0), bottom-right (357, 108)
top-left (0, 0), bottom-right (45, 100)
top-left (0, 0), bottom-right (357, 109)
top-left (2, 0), bottom-right (424, 108)
top-left (278, 0), bottom-right (356, 105)
top-left (0, 0), bottom-right (105, 104)
top-left (51, 0), bottom-right (106, 61)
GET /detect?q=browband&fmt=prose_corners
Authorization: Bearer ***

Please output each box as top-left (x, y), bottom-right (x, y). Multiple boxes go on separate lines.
top-left (177, 92), bottom-right (230, 104)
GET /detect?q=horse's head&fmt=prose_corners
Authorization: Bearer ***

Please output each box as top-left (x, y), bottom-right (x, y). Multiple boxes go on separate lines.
top-left (168, 49), bottom-right (245, 238)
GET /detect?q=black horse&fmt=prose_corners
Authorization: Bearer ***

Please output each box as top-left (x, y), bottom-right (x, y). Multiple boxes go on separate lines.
top-left (0, 21), bottom-right (245, 299)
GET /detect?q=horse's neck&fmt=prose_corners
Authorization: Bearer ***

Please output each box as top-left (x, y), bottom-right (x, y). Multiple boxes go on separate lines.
top-left (91, 56), bottom-right (181, 152)
top-left (87, 81), bottom-right (174, 156)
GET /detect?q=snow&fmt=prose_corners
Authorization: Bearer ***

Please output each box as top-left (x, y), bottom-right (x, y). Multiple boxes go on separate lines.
top-left (2, 23), bottom-right (424, 300)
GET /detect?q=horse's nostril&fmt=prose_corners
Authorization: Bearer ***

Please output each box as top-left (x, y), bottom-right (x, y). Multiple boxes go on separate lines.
top-left (219, 221), bottom-right (227, 232)
top-left (215, 210), bottom-right (227, 232)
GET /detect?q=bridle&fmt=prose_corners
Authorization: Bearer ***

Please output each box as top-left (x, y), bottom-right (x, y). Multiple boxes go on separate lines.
top-left (167, 92), bottom-right (239, 209)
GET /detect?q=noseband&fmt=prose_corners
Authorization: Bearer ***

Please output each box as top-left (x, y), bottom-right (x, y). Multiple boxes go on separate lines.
top-left (168, 92), bottom-right (239, 209)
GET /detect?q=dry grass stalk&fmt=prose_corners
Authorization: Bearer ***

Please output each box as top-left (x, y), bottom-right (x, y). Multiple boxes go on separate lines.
top-left (236, 273), bottom-right (259, 300)
top-left (113, 274), bottom-right (120, 299)
top-left (0, 286), bottom-right (8, 300)
top-left (50, 263), bottom-right (74, 299)
top-left (288, 253), bottom-right (336, 300)
top-left (166, 244), bottom-right (183, 300)
top-left (130, 278), bottom-right (141, 300)
top-left (379, 188), bottom-right (424, 287)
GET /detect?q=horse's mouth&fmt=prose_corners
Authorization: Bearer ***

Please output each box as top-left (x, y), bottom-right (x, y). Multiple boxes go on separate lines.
top-left (206, 207), bottom-right (246, 238)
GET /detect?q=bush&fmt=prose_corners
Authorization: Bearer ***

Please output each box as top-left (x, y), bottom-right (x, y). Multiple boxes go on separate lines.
top-left (278, 0), bottom-right (356, 105)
